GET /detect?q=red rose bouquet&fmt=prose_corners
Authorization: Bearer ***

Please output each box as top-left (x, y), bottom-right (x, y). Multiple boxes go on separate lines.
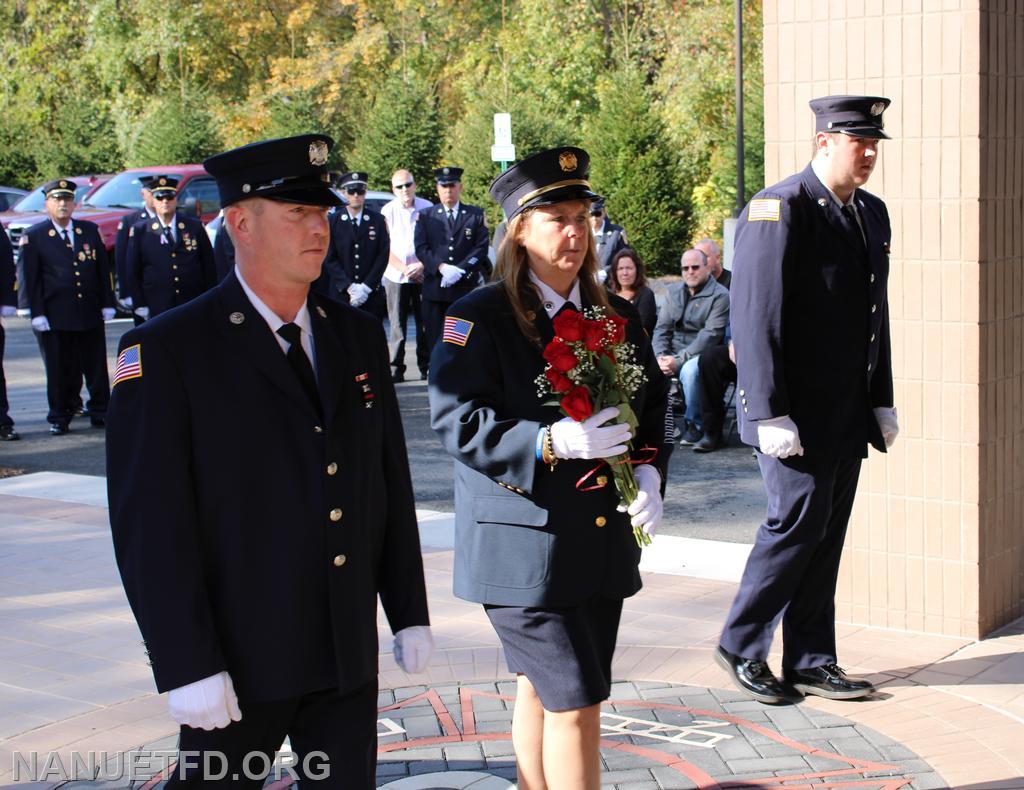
top-left (535, 306), bottom-right (651, 546)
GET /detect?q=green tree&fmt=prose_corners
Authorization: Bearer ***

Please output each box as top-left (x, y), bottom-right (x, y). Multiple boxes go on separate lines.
top-left (584, 67), bottom-right (689, 275)
top-left (126, 88), bottom-right (223, 166)
top-left (348, 74), bottom-right (443, 190)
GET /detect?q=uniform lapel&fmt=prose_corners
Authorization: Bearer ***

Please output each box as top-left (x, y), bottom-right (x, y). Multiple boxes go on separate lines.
top-left (47, 225), bottom-right (76, 262)
top-left (215, 272), bottom-right (320, 418)
top-left (309, 294), bottom-right (355, 428)
top-left (800, 165), bottom-right (863, 255)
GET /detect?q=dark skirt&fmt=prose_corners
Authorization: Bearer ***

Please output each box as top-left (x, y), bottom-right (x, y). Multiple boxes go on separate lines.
top-left (484, 596), bottom-right (623, 712)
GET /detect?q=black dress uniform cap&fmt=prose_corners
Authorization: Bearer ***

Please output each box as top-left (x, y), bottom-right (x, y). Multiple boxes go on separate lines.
top-left (489, 146), bottom-right (602, 222)
top-left (809, 95), bottom-right (891, 139)
top-left (149, 175), bottom-right (180, 197)
top-left (590, 198), bottom-right (605, 214)
top-left (41, 179), bottom-right (77, 198)
top-left (339, 171), bottom-right (368, 188)
top-left (434, 166), bottom-right (464, 185)
top-left (203, 133), bottom-right (341, 208)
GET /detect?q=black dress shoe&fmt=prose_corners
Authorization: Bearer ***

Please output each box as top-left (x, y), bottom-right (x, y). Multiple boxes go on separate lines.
top-left (679, 422), bottom-right (702, 446)
top-left (715, 645), bottom-right (789, 704)
top-left (0, 425), bottom-right (19, 441)
top-left (693, 432), bottom-right (723, 453)
top-left (49, 423), bottom-right (69, 435)
top-left (784, 663), bottom-right (876, 700)
top-left (419, 369), bottom-right (429, 380)
top-left (392, 370), bottom-right (405, 383)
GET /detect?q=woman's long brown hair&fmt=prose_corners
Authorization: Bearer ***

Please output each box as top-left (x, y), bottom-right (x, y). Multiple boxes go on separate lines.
top-left (492, 204), bottom-right (615, 346)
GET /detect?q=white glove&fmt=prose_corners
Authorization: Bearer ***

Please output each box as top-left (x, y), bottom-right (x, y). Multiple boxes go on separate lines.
top-left (0, 305), bottom-right (15, 317)
top-left (347, 283), bottom-right (369, 307)
top-left (596, 268), bottom-right (608, 283)
top-left (757, 415), bottom-right (804, 459)
top-left (623, 464), bottom-right (663, 537)
top-left (134, 306), bottom-right (150, 319)
top-left (550, 406), bottom-right (632, 460)
top-left (167, 671), bottom-right (242, 731)
top-left (439, 263), bottom-right (463, 287)
top-left (394, 625), bottom-right (434, 674)
top-left (31, 316), bottom-right (51, 332)
top-left (873, 406), bottom-right (899, 449)
top-left (101, 307), bottom-right (116, 321)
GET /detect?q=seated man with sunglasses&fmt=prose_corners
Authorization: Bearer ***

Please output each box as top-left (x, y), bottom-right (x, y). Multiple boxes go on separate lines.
top-left (315, 172), bottom-right (390, 320)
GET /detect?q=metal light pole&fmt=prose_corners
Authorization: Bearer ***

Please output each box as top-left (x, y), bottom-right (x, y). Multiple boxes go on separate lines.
top-left (734, 0), bottom-right (746, 217)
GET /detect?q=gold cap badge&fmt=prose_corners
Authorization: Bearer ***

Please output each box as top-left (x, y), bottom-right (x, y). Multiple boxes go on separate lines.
top-left (558, 151), bottom-right (578, 172)
top-left (309, 141), bottom-right (329, 166)
top-left (870, 101), bottom-right (885, 116)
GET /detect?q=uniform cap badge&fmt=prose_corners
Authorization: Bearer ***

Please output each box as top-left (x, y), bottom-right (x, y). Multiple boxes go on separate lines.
top-left (59, 180), bottom-right (68, 188)
top-left (870, 101), bottom-right (886, 116)
top-left (309, 140), bottom-right (329, 166)
top-left (558, 151), bottom-right (578, 172)
top-left (442, 167), bottom-right (450, 175)
top-left (229, 312), bottom-right (245, 325)
top-left (242, 184), bottom-right (251, 193)
top-left (158, 178), bottom-right (167, 186)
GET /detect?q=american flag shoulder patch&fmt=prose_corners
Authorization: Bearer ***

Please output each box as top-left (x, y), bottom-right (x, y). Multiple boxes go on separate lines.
top-left (443, 316), bottom-right (474, 346)
top-left (748, 198), bottom-right (782, 222)
top-left (113, 344), bottom-right (143, 387)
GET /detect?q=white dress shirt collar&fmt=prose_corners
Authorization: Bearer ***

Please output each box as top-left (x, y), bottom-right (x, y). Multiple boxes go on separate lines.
top-left (528, 269), bottom-right (582, 318)
top-left (234, 266), bottom-right (316, 370)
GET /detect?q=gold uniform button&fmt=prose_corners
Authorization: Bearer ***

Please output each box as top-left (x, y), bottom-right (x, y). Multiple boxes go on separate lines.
top-left (77, 294), bottom-right (83, 299)
top-left (595, 516), bottom-right (607, 527)
top-left (332, 554), bottom-right (347, 567)
top-left (313, 425), bottom-right (324, 433)
top-left (330, 508), bottom-right (343, 522)
top-left (174, 277), bottom-right (180, 282)
top-left (173, 265), bottom-right (178, 270)
top-left (327, 462), bottom-right (338, 476)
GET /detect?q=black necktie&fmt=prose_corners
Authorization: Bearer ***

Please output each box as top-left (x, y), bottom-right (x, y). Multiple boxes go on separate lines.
top-left (842, 205), bottom-right (865, 250)
top-left (60, 229), bottom-right (73, 250)
top-left (554, 302), bottom-right (578, 318)
top-left (163, 226), bottom-right (174, 245)
top-left (277, 323), bottom-right (321, 413)
top-left (446, 209), bottom-right (455, 227)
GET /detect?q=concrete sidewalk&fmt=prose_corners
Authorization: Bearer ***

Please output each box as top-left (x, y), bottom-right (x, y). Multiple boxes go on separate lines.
top-left (0, 474), bottom-right (1022, 787)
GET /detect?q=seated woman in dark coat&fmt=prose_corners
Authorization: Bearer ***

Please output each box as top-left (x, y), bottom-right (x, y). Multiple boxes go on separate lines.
top-left (607, 247), bottom-right (657, 336)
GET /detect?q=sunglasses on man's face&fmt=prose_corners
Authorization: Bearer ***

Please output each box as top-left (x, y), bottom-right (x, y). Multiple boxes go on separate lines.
top-left (153, 195), bottom-right (176, 202)
top-left (681, 264), bottom-right (703, 272)
top-left (345, 186), bottom-right (366, 195)
top-left (392, 181), bottom-right (414, 190)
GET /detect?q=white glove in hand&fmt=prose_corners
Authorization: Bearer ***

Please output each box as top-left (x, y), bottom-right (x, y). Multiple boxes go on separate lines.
top-left (550, 406), bottom-right (632, 460)
top-left (31, 316), bottom-right (51, 332)
top-left (439, 263), bottom-right (463, 288)
top-left (134, 306), bottom-right (150, 319)
top-left (873, 406), bottom-right (899, 449)
top-left (757, 415), bottom-right (804, 459)
top-left (394, 625), bottom-right (434, 674)
top-left (0, 305), bottom-right (15, 317)
top-left (101, 307), bottom-right (116, 321)
top-left (596, 268), bottom-right (608, 283)
top-left (347, 283), bottom-right (368, 307)
top-left (624, 464), bottom-right (663, 537)
top-left (167, 671), bottom-right (242, 731)
top-left (123, 296), bottom-right (133, 308)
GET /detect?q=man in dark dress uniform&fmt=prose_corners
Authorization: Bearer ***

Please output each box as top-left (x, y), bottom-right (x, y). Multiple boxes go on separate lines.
top-left (414, 166), bottom-right (489, 352)
top-left (716, 96), bottom-right (900, 703)
top-left (20, 179), bottom-right (115, 434)
top-left (113, 174), bottom-right (157, 305)
top-left (589, 199), bottom-right (627, 275)
top-left (106, 134), bottom-right (432, 788)
top-left (315, 171), bottom-right (390, 320)
top-left (213, 212), bottom-right (235, 282)
top-left (127, 176), bottom-right (216, 320)
top-left (0, 228), bottom-right (18, 440)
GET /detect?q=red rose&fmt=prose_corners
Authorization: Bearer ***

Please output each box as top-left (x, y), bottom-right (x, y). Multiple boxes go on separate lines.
top-left (582, 319), bottom-right (606, 351)
top-left (560, 385), bottom-right (593, 421)
top-left (543, 339), bottom-right (578, 373)
top-left (552, 309), bottom-right (584, 341)
top-left (608, 314), bottom-right (627, 344)
top-left (545, 367), bottom-right (573, 393)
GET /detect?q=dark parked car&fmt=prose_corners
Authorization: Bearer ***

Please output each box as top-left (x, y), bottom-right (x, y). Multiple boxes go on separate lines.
top-left (0, 186), bottom-right (28, 212)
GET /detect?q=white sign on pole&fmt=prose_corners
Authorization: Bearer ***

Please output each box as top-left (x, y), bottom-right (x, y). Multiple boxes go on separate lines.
top-left (491, 144), bottom-right (516, 162)
top-left (493, 113), bottom-right (512, 146)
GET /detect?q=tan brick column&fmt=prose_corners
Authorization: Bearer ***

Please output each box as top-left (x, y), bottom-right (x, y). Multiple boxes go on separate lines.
top-left (761, 2), bottom-right (1023, 638)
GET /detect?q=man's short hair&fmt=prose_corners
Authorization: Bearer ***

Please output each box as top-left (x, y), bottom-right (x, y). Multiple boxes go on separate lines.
top-left (696, 238), bottom-right (721, 258)
top-left (681, 248), bottom-right (708, 266)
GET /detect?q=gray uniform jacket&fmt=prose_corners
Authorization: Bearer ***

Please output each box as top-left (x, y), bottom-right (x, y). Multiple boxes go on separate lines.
top-left (652, 277), bottom-right (730, 366)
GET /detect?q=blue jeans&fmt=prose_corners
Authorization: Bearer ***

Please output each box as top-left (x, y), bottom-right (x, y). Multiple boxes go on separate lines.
top-left (679, 355), bottom-right (701, 430)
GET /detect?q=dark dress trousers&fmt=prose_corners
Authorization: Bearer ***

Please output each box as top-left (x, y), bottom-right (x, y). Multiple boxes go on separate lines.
top-left (414, 202), bottom-right (489, 350)
top-left (107, 273), bottom-right (429, 786)
top-left (127, 214), bottom-right (217, 317)
top-left (429, 283), bottom-right (671, 608)
top-left (0, 230), bottom-right (14, 428)
top-left (721, 163), bottom-right (893, 671)
top-left (315, 209), bottom-right (390, 319)
top-left (114, 208), bottom-right (153, 299)
top-left (20, 219), bottom-right (114, 425)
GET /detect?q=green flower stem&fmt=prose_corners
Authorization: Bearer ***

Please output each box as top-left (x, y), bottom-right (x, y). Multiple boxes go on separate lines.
top-left (610, 444), bottom-right (651, 548)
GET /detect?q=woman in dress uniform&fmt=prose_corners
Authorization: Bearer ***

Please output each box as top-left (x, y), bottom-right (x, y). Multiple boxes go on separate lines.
top-left (429, 147), bottom-right (671, 788)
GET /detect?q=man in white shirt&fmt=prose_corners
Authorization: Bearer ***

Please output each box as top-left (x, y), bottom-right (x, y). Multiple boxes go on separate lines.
top-left (380, 169), bottom-right (432, 382)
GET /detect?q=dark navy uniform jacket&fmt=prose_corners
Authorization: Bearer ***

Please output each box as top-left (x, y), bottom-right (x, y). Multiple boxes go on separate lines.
top-left (213, 223), bottom-right (235, 282)
top-left (114, 208), bottom-right (154, 298)
top-left (414, 202), bottom-right (489, 303)
top-left (0, 229), bottom-right (14, 307)
top-left (127, 214), bottom-right (216, 317)
top-left (731, 163), bottom-right (893, 458)
top-left (20, 219), bottom-right (115, 330)
top-left (316, 208), bottom-right (390, 316)
top-left (594, 220), bottom-right (627, 272)
top-left (429, 283), bottom-right (671, 608)
top-left (106, 272), bottom-right (429, 701)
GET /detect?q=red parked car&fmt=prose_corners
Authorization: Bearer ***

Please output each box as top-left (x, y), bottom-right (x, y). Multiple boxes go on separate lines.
top-left (1, 174), bottom-right (112, 242)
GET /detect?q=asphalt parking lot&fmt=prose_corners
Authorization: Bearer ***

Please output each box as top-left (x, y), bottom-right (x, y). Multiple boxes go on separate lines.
top-left (0, 315), bottom-right (764, 542)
